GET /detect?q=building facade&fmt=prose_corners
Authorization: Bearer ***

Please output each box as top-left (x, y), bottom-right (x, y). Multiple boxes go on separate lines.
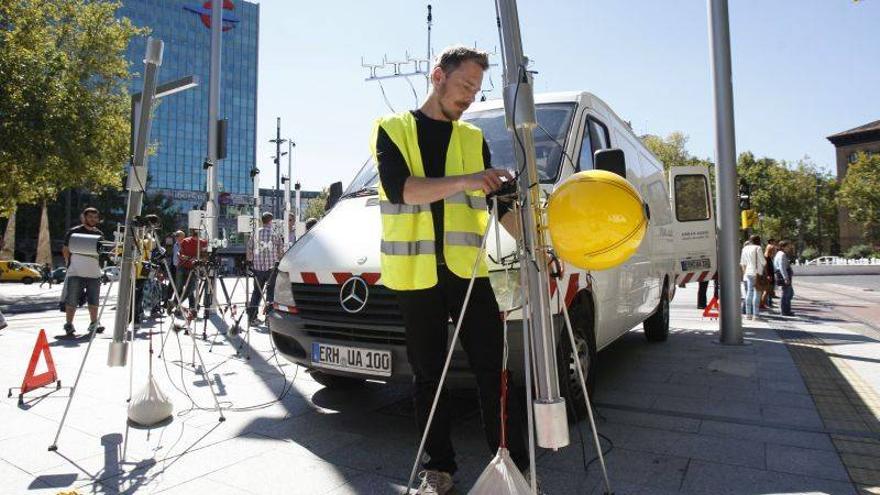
top-left (827, 120), bottom-right (880, 250)
top-left (117, 0), bottom-right (259, 236)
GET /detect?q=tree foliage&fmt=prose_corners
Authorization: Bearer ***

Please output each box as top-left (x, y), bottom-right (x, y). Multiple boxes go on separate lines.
top-left (642, 132), bottom-right (713, 171)
top-left (0, 0), bottom-right (145, 216)
top-left (303, 189), bottom-right (330, 220)
top-left (838, 152), bottom-right (880, 244)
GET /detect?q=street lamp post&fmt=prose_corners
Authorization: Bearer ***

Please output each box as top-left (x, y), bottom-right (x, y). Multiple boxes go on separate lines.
top-left (816, 174), bottom-right (822, 256)
top-left (269, 118), bottom-right (287, 219)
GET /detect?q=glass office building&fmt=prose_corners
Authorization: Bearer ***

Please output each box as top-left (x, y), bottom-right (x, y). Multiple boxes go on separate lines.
top-left (117, 0), bottom-right (259, 236)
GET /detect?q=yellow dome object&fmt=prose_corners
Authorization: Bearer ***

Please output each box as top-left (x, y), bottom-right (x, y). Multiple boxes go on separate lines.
top-left (546, 170), bottom-right (647, 271)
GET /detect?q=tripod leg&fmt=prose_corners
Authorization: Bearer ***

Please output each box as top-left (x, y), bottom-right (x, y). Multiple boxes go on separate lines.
top-left (187, 320), bottom-right (226, 422)
top-left (561, 300), bottom-right (613, 494)
top-left (48, 296), bottom-right (109, 451)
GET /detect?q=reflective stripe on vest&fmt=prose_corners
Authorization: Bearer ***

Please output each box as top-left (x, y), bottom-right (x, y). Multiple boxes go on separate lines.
top-left (445, 231), bottom-right (483, 248)
top-left (379, 201), bottom-right (431, 215)
top-left (446, 192), bottom-right (487, 211)
top-left (380, 240), bottom-right (436, 256)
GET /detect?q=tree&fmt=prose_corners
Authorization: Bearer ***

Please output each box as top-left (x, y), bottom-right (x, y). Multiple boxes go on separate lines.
top-left (642, 132), bottom-right (713, 171)
top-left (838, 152), bottom-right (880, 245)
top-left (737, 152), bottom-right (838, 252)
top-left (303, 189), bottom-right (330, 220)
top-left (0, 0), bottom-right (145, 216)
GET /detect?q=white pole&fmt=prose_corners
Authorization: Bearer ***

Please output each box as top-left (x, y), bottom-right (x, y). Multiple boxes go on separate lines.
top-left (284, 140), bottom-right (293, 245)
top-left (206, 0), bottom-right (222, 244)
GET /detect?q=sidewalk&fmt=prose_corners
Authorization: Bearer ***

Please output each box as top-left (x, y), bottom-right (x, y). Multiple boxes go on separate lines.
top-left (0, 282), bottom-right (877, 494)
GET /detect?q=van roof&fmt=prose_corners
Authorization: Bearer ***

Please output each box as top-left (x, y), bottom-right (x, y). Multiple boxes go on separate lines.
top-left (466, 90), bottom-right (602, 112)
top-left (465, 90), bottom-right (625, 129)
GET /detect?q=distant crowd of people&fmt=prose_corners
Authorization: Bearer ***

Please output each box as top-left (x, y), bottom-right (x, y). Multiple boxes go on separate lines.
top-left (696, 237), bottom-right (796, 320)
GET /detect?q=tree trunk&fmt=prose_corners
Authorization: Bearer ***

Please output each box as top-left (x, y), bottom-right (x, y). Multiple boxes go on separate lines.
top-left (0, 208), bottom-right (16, 260)
top-left (36, 202), bottom-right (52, 267)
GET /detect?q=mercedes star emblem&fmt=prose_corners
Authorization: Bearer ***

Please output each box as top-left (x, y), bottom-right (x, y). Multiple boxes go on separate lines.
top-left (339, 276), bottom-right (369, 313)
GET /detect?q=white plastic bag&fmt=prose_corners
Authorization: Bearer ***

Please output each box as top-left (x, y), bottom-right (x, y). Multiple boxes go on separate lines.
top-left (128, 375), bottom-right (173, 426)
top-left (468, 448), bottom-right (532, 495)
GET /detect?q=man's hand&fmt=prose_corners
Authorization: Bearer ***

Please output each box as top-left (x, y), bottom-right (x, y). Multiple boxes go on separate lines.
top-left (461, 169), bottom-right (514, 195)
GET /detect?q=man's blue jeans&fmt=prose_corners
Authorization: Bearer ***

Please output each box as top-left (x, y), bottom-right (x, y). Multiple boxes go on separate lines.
top-left (780, 284), bottom-right (794, 315)
top-left (248, 270), bottom-right (272, 319)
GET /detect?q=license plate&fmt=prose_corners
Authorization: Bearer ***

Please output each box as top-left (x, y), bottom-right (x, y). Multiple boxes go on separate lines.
top-left (681, 258), bottom-right (711, 272)
top-left (311, 342), bottom-right (392, 377)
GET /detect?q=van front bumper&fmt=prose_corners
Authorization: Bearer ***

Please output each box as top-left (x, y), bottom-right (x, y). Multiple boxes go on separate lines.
top-left (269, 310), bottom-right (528, 386)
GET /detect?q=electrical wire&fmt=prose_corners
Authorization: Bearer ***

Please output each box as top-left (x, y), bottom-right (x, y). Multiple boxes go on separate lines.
top-left (377, 79), bottom-right (397, 114)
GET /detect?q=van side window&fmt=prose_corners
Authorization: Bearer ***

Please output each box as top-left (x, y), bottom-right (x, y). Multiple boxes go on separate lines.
top-left (674, 174), bottom-right (711, 222)
top-left (578, 117), bottom-right (610, 171)
top-left (577, 126), bottom-right (594, 171)
top-left (588, 118), bottom-right (610, 151)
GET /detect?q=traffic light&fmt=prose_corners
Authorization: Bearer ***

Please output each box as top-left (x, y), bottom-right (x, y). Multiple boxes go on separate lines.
top-left (741, 209), bottom-right (758, 230)
top-left (738, 180), bottom-right (751, 210)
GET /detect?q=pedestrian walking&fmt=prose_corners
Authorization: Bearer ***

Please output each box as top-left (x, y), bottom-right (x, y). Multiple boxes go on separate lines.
top-left (245, 212), bottom-right (284, 324)
top-left (61, 207), bottom-right (105, 336)
top-left (39, 263), bottom-right (53, 288)
top-left (374, 45), bottom-right (527, 495)
top-left (774, 240), bottom-right (795, 316)
top-left (740, 235), bottom-right (765, 320)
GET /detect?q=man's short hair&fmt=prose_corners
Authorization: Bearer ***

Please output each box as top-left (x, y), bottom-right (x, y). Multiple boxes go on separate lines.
top-left (749, 235), bottom-right (761, 245)
top-left (434, 45), bottom-right (489, 74)
top-left (82, 207), bottom-right (99, 216)
top-left (174, 230), bottom-right (185, 237)
top-left (261, 212), bottom-right (273, 222)
top-left (778, 240), bottom-right (789, 249)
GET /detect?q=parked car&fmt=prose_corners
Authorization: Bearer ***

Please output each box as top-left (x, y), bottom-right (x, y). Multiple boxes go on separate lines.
top-left (51, 267), bottom-right (67, 284)
top-left (102, 266), bottom-right (121, 283)
top-left (0, 260), bottom-right (42, 284)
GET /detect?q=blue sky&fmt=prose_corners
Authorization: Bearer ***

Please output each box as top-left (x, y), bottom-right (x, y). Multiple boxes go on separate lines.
top-left (252, 0), bottom-right (878, 191)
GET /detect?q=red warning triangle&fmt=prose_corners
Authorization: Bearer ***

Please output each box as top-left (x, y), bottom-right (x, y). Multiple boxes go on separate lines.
top-left (20, 329), bottom-right (58, 395)
top-left (702, 296), bottom-right (720, 319)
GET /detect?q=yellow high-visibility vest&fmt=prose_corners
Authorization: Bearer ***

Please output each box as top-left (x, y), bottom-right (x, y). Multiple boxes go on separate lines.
top-left (371, 112), bottom-right (489, 291)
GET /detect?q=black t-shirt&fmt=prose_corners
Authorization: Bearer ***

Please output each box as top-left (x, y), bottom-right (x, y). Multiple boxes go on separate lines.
top-left (376, 110), bottom-right (509, 262)
top-left (64, 225), bottom-right (105, 268)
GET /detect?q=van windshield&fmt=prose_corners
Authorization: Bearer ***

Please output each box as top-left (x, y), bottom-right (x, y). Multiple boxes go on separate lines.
top-left (342, 103), bottom-right (576, 196)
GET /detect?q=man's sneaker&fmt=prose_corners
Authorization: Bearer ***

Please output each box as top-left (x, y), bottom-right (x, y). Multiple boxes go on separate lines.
top-left (416, 470), bottom-right (454, 495)
top-left (88, 321), bottom-right (105, 334)
top-left (63, 323), bottom-right (75, 336)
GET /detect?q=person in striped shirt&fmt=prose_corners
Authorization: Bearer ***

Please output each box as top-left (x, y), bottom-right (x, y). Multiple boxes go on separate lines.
top-left (246, 212), bottom-right (284, 324)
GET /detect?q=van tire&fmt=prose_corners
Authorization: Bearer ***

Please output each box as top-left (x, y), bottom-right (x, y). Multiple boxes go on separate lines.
top-left (309, 370), bottom-right (366, 390)
top-left (22, 277), bottom-right (34, 285)
top-left (644, 285), bottom-right (670, 342)
top-left (556, 294), bottom-right (597, 422)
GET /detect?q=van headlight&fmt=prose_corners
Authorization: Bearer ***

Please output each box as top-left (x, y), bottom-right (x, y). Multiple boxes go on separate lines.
top-left (489, 269), bottom-right (522, 312)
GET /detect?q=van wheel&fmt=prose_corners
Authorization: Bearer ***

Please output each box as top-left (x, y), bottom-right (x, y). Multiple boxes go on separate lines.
top-left (22, 277), bottom-right (34, 285)
top-left (556, 296), bottom-right (596, 422)
top-left (309, 370), bottom-right (366, 390)
top-left (644, 286), bottom-right (670, 342)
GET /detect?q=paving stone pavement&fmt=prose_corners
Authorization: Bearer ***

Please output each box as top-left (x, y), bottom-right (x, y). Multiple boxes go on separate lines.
top-left (0, 279), bottom-right (878, 494)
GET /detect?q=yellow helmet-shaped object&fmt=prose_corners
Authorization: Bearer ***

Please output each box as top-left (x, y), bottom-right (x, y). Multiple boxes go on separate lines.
top-left (546, 170), bottom-right (647, 271)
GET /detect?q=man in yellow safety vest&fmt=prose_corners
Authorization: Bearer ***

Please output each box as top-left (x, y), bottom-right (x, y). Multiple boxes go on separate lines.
top-left (373, 45), bottom-right (526, 495)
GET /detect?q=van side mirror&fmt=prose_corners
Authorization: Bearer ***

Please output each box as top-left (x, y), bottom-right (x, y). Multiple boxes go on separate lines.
top-left (594, 148), bottom-right (626, 178)
top-left (326, 181), bottom-right (343, 211)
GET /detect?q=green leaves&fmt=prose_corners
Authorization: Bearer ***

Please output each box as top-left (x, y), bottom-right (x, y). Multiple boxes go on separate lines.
top-left (0, 0), bottom-right (146, 216)
top-left (838, 152), bottom-right (880, 244)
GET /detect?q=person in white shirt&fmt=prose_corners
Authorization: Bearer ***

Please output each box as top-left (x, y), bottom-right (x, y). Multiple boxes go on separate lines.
top-left (740, 234), bottom-right (766, 320)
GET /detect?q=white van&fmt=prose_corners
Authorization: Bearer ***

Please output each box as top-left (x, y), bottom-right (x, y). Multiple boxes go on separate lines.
top-left (270, 91), bottom-right (716, 418)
